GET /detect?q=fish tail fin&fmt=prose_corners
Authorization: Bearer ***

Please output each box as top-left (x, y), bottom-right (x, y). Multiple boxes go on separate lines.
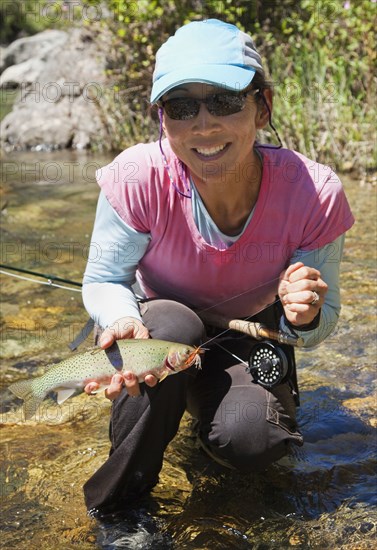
top-left (9, 379), bottom-right (45, 420)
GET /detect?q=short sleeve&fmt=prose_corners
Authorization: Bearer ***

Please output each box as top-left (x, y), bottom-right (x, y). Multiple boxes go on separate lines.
top-left (95, 143), bottom-right (157, 233)
top-left (300, 170), bottom-right (354, 250)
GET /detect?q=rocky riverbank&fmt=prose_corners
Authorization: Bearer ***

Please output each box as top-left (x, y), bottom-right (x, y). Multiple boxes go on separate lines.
top-left (0, 28), bottom-right (110, 151)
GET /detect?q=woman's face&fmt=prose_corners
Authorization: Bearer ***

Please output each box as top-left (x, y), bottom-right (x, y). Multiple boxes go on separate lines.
top-left (161, 83), bottom-right (270, 186)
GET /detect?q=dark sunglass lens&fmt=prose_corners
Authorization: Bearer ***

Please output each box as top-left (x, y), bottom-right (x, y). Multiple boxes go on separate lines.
top-left (164, 98), bottom-right (199, 120)
top-left (208, 93), bottom-right (246, 116)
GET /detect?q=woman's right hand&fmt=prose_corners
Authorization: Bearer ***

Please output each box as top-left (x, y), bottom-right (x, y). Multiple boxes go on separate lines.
top-left (84, 316), bottom-right (156, 399)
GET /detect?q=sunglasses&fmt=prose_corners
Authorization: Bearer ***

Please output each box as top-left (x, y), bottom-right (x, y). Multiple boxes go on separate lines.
top-left (161, 90), bottom-right (259, 120)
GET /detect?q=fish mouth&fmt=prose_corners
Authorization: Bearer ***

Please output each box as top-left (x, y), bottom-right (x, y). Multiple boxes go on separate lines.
top-left (166, 347), bottom-right (204, 371)
top-left (184, 347), bottom-right (204, 368)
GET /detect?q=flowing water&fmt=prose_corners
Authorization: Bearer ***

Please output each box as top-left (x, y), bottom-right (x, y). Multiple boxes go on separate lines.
top-left (0, 150), bottom-right (376, 549)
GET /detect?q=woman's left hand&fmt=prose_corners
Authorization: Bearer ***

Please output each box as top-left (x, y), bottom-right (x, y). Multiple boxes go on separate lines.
top-left (278, 262), bottom-right (328, 327)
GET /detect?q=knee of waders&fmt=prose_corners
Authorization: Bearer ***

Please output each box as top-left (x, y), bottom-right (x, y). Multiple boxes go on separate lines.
top-left (200, 403), bottom-right (303, 472)
top-left (140, 299), bottom-right (206, 346)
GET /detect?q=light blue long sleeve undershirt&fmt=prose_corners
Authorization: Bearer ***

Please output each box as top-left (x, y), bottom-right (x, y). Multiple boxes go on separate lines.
top-left (83, 191), bottom-right (345, 348)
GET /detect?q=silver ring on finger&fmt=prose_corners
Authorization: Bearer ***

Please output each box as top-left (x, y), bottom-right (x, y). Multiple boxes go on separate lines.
top-left (310, 290), bottom-right (320, 305)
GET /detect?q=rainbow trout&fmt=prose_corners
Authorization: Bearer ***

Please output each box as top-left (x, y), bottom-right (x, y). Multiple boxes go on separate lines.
top-left (9, 339), bottom-right (201, 420)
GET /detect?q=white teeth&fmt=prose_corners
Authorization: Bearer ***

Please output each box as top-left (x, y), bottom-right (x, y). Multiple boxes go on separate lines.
top-left (195, 144), bottom-right (227, 156)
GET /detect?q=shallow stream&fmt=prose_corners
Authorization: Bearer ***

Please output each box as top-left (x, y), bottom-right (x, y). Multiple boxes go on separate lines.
top-left (0, 151), bottom-right (376, 549)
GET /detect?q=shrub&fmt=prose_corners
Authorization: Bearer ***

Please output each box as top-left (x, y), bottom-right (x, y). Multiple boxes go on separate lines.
top-left (99, 0), bottom-right (376, 171)
top-left (2, 0), bottom-right (375, 170)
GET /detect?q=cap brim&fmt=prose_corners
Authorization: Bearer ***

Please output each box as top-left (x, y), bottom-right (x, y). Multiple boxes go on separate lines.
top-left (150, 65), bottom-right (256, 103)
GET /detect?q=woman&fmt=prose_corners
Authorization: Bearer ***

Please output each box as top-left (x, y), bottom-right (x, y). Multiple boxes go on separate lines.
top-left (82, 19), bottom-right (354, 515)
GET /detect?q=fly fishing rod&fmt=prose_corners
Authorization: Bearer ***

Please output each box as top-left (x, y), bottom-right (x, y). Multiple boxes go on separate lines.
top-left (1, 263), bottom-right (302, 344)
top-left (2, 263), bottom-right (303, 388)
top-left (0, 263), bottom-right (82, 287)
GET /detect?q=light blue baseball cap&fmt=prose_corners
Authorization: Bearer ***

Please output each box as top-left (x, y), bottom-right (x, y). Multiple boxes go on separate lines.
top-left (150, 19), bottom-right (264, 104)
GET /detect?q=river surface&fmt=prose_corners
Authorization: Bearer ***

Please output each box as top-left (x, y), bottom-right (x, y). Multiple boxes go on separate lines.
top-left (0, 150), bottom-right (376, 549)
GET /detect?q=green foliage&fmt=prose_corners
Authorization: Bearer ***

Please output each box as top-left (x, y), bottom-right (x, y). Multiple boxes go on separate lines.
top-left (0, 1), bottom-right (55, 43)
top-left (97, 0), bottom-right (375, 171)
top-left (0, 0), bottom-right (103, 43)
top-left (3, 0), bottom-right (374, 170)
top-left (260, 0), bottom-right (376, 170)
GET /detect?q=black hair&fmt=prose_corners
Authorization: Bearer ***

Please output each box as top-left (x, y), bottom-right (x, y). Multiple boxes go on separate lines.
top-left (248, 72), bottom-right (273, 96)
top-left (246, 72), bottom-right (283, 149)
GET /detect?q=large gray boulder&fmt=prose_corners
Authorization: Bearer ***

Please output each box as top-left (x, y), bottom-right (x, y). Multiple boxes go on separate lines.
top-left (0, 28), bottom-right (110, 151)
top-left (0, 30), bottom-right (68, 74)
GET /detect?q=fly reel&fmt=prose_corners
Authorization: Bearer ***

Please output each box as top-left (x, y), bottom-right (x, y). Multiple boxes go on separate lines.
top-left (247, 341), bottom-right (292, 389)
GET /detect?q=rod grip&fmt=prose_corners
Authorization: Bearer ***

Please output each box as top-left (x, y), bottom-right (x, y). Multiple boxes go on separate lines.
top-left (196, 311), bottom-right (303, 347)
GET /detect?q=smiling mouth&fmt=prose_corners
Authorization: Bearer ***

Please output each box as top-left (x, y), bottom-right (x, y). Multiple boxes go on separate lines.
top-left (194, 143), bottom-right (228, 157)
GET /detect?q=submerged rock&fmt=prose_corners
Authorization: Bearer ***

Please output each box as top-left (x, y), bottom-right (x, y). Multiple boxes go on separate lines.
top-left (342, 396), bottom-right (377, 428)
top-left (0, 28), bottom-right (110, 151)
